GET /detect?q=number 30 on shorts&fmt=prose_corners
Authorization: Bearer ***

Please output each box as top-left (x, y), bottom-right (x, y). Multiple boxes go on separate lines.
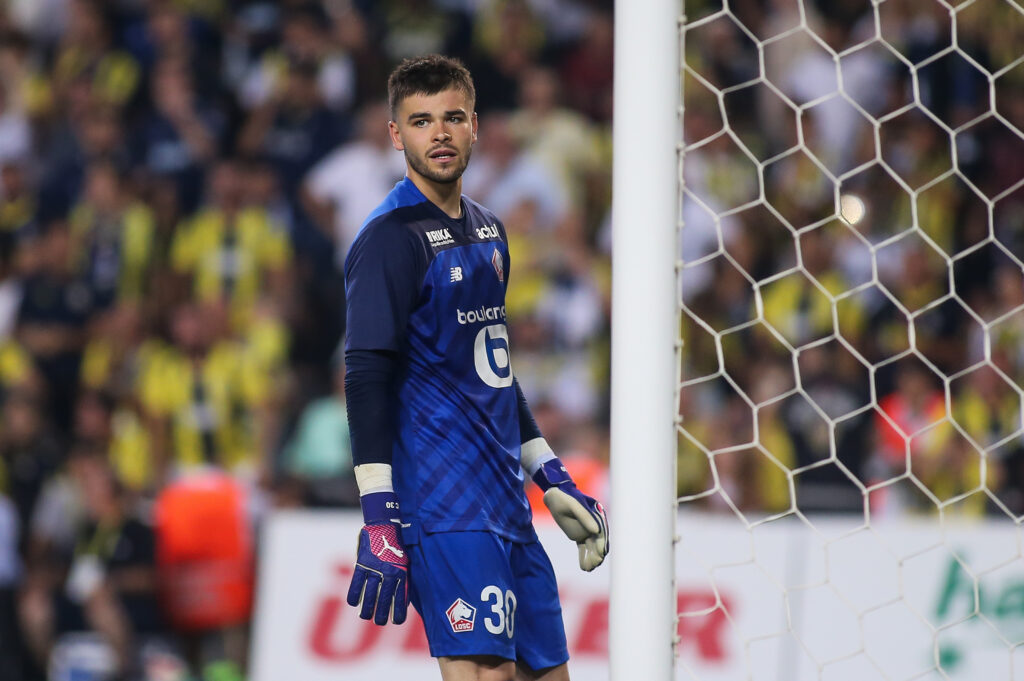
top-left (480, 585), bottom-right (517, 638)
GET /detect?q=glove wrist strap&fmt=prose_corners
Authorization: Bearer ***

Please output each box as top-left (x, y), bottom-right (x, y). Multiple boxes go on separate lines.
top-left (532, 458), bottom-right (574, 492)
top-left (521, 437), bottom-right (556, 475)
top-left (360, 490), bottom-right (401, 525)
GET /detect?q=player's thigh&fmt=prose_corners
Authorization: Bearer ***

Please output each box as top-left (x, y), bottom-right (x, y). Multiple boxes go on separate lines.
top-left (515, 660), bottom-right (570, 681)
top-left (509, 539), bottom-right (569, 672)
top-left (408, 531), bottom-right (518, 661)
top-left (438, 654), bottom-right (516, 681)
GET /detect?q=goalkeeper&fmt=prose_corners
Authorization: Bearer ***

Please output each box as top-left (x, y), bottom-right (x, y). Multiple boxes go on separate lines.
top-left (342, 55), bottom-right (608, 681)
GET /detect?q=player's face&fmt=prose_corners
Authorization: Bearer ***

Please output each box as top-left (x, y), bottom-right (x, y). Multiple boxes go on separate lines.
top-left (389, 87), bottom-right (478, 187)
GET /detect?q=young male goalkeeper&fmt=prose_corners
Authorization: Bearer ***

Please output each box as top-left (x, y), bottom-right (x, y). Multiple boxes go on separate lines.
top-left (342, 54), bottom-right (609, 681)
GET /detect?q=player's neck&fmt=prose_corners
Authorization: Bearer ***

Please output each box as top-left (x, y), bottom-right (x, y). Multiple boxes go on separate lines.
top-left (408, 174), bottom-right (463, 219)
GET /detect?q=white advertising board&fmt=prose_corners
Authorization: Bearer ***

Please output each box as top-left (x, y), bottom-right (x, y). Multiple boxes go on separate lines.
top-left (251, 511), bottom-right (1024, 681)
top-left (250, 511), bottom-right (612, 681)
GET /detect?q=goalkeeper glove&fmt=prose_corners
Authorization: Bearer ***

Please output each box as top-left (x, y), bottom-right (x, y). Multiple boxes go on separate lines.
top-left (346, 490), bottom-right (409, 625)
top-left (533, 458), bottom-right (609, 571)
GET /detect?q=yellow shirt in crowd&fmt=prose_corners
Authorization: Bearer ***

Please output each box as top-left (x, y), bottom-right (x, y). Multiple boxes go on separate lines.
top-left (171, 207), bottom-right (291, 329)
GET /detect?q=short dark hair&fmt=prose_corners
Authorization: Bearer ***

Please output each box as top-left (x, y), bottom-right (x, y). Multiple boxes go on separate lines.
top-left (387, 54), bottom-right (476, 117)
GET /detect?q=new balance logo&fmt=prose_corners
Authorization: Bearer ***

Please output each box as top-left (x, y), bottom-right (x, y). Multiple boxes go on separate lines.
top-left (450, 267), bottom-right (463, 282)
top-left (426, 228), bottom-right (454, 247)
top-left (377, 536), bottom-right (405, 560)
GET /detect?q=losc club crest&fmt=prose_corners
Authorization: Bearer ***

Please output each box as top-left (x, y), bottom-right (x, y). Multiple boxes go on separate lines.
top-left (491, 248), bottom-right (504, 283)
top-left (446, 598), bottom-right (476, 633)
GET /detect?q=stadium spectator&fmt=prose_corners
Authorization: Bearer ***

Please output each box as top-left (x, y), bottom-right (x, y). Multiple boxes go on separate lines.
top-left (137, 301), bottom-right (280, 482)
top-left (301, 100), bottom-right (406, 267)
top-left (237, 4), bottom-right (355, 113)
top-left (237, 54), bottom-right (346, 196)
top-left (134, 55), bottom-right (222, 213)
top-left (787, 344), bottom-right (871, 512)
top-left (16, 444), bottom-right (98, 677)
top-left (20, 444), bottom-right (167, 679)
top-left (15, 220), bottom-right (92, 431)
top-left (370, 1), bottom-right (466, 63)
top-left (327, 2), bottom-right (392, 104)
top-left (66, 444), bottom-right (164, 672)
top-left (122, 0), bottom-right (222, 102)
top-left (873, 362), bottom-right (948, 505)
top-left (169, 157), bottom-right (293, 334)
top-left (508, 65), bottom-right (603, 208)
top-left (72, 372), bottom-right (155, 496)
top-left (50, 0), bottom-right (140, 111)
top-left (462, 112), bottom-right (572, 236)
top-left (464, 0), bottom-right (545, 113)
top-left (760, 227), bottom-right (862, 347)
top-left (280, 353), bottom-right (358, 507)
top-left (69, 159), bottom-right (156, 311)
top-left (40, 103), bottom-right (130, 221)
top-left (239, 155), bottom-right (298, 246)
top-left (78, 302), bottom-right (146, 402)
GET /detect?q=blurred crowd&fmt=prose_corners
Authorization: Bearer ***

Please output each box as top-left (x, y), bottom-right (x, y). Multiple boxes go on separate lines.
top-left (0, 0), bottom-right (614, 678)
top-left (678, 0), bottom-right (1024, 520)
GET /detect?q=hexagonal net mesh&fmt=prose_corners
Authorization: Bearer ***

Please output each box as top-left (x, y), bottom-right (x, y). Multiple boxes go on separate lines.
top-left (676, 0), bottom-right (1024, 679)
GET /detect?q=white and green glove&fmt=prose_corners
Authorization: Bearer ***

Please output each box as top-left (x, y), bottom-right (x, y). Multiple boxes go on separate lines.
top-left (532, 456), bottom-right (609, 572)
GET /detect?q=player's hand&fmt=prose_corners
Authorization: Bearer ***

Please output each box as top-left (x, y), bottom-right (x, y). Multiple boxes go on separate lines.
top-left (534, 459), bottom-right (609, 571)
top-left (346, 522), bottom-right (409, 625)
top-left (544, 485), bottom-right (609, 571)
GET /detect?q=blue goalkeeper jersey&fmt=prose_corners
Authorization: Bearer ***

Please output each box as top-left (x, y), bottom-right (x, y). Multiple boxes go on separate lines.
top-left (345, 177), bottom-right (535, 544)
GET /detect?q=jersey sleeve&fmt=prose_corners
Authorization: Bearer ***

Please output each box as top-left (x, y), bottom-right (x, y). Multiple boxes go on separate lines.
top-left (344, 219), bottom-right (426, 353)
top-left (344, 348), bottom-right (399, 467)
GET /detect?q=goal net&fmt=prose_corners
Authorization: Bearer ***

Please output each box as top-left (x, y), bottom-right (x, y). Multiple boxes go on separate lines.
top-left (628, 0), bottom-right (1024, 680)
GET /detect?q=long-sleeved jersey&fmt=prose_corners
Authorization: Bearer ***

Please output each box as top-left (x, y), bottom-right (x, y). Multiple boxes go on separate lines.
top-left (344, 177), bottom-right (535, 543)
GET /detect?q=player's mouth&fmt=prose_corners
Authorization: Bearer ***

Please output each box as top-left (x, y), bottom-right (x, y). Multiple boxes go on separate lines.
top-left (429, 148), bottom-right (458, 164)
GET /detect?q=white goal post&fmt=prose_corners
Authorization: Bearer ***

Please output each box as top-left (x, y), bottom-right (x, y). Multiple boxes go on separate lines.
top-left (610, 1), bottom-right (680, 680)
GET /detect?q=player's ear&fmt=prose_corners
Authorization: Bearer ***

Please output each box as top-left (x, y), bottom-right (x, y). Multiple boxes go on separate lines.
top-left (388, 120), bottom-right (404, 151)
top-left (471, 111), bottom-right (478, 144)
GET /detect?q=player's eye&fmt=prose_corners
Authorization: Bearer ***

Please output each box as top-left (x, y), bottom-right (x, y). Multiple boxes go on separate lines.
top-left (413, 120), bottom-right (429, 127)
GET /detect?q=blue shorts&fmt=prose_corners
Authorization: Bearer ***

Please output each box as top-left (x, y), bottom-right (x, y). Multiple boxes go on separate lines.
top-left (407, 531), bottom-right (569, 671)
